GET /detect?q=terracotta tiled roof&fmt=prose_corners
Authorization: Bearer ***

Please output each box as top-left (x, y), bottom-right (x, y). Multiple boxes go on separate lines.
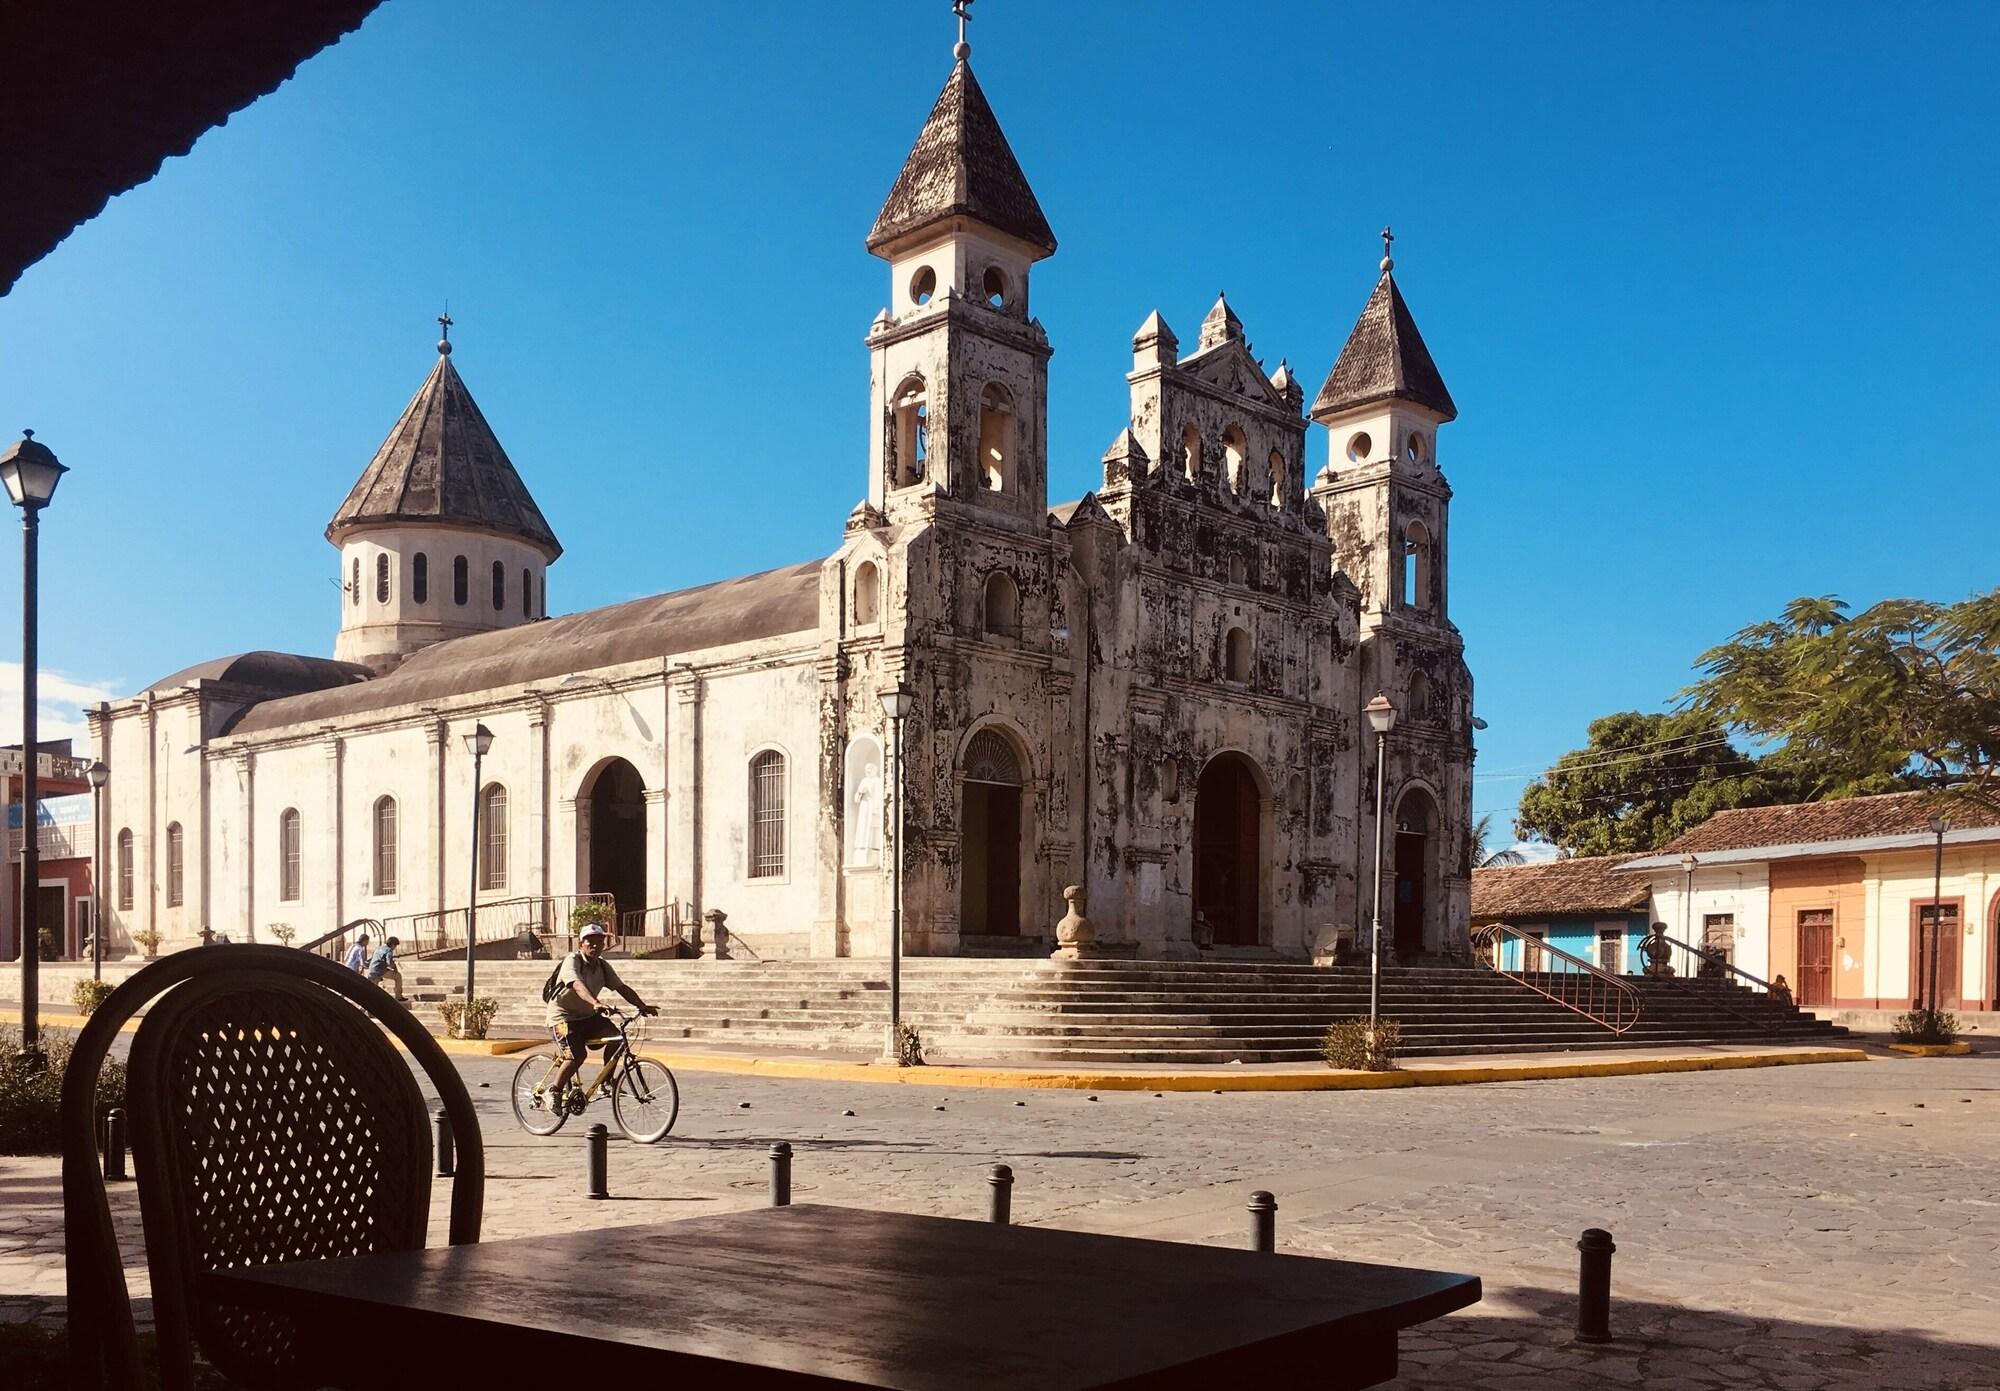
top-left (327, 349), bottom-right (560, 559)
top-left (1311, 273), bottom-right (1456, 421)
top-left (867, 60), bottom-right (1055, 256)
top-left (1659, 791), bottom-right (1989, 855)
top-left (1471, 857), bottom-right (1651, 920)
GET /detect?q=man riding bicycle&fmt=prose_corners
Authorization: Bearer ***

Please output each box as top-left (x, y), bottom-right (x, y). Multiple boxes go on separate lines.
top-left (540, 923), bottom-right (659, 1111)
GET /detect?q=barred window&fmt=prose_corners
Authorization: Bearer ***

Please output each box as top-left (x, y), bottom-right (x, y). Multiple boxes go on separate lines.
top-left (117, 829), bottom-right (134, 910)
top-left (748, 751), bottom-right (786, 878)
top-left (373, 796), bottom-right (398, 895)
top-left (279, 808), bottom-right (301, 902)
top-left (413, 552), bottom-right (428, 604)
top-left (166, 822), bottom-right (185, 907)
top-left (350, 557), bottom-right (360, 607)
top-left (375, 552), bottom-right (390, 604)
top-left (479, 783), bottom-right (508, 892)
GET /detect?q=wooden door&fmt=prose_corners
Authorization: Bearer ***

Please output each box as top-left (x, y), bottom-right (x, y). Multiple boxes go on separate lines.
top-left (1796, 910), bottom-right (1833, 1008)
top-left (1912, 904), bottom-right (1963, 1010)
top-left (1522, 931), bottom-right (1546, 973)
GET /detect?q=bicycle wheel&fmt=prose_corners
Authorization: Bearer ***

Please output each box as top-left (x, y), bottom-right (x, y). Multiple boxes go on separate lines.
top-left (510, 1050), bottom-right (570, 1136)
top-left (611, 1058), bottom-right (679, 1143)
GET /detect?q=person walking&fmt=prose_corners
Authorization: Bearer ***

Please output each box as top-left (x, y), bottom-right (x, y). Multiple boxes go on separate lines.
top-left (343, 933), bottom-right (371, 973)
top-left (365, 935), bottom-right (404, 1000)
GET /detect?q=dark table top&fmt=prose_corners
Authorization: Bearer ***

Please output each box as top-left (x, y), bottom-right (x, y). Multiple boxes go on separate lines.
top-left (210, 1204), bottom-right (1479, 1390)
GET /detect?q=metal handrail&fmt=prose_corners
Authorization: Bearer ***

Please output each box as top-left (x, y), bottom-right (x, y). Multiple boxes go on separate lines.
top-left (1470, 922), bottom-right (1642, 1035)
top-left (298, 917), bottom-right (384, 962)
top-left (1652, 930), bottom-right (1778, 994)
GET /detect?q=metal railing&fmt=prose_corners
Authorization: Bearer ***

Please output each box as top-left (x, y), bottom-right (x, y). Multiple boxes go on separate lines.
top-left (7, 823), bottom-right (89, 860)
top-left (1471, 922), bottom-right (1642, 1035)
top-left (293, 894), bottom-right (615, 963)
top-left (299, 917), bottom-right (385, 964)
top-left (1642, 929), bottom-right (1782, 1025)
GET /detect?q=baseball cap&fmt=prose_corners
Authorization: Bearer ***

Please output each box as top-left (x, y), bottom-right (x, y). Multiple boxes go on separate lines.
top-left (579, 923), bottom-right (610, 939)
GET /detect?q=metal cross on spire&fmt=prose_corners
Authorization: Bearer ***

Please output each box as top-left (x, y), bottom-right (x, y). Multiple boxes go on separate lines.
top-left (437, 309), bottom-right (454, 357)
top-left (953, 0), bottom-right (973, 60)
top-left (1379, 226), bottom-right (1395, 274)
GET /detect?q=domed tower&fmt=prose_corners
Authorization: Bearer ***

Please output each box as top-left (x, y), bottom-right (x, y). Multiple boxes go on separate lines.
top-left (327, 318), bottom-right (561, 672)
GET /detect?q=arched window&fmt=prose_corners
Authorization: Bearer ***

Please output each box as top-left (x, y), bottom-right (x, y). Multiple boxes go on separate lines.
top-left (522, 567), bottom-right (532, 617)
top-left (1227, 553), bottom-right (1246, 586)
top-left (1403, 520), bottom-right (1433, 611)
top-left (1222, 424), bottom-right (1247, 495)
top-left (1224, 626), bottom-right (1252, 683)
top-left (372, 796), bottom-right (398, 895)
top-left (453, 555), bottom-right (469, 606)
top-left (491, 560), bottom-right (505, 610)
top-left (279, 808), bottom-right (301, 902)
top-left (854, 561), bottom-right (880, 625)
top-left (892, 375), bottom-right (928, 489)
top-left (983, 572), bottom-right (1019, 637)
top-left (978, 382), bottom-right (1016, 493)
top-left (748, 751), bottom-right (786, 878)
top-left (1180, 423), bottom-right (1202, 483)
top-left (1409, 670), bottom-right (1434, 722)
top-left (412, 552), bottom-right (429, 604)
top-left (375, 553), bottom-right (390, 604)
top-left (116, 829), bottom-right (134, 911)
top-left (349, 557), bottom-right (360, 607)
top-left (479, 784), bottom-right (508, 891)
top-left (165, 822), bottom-right (184, 907)
top-left (1268, 449), bottom-right (1287, 509)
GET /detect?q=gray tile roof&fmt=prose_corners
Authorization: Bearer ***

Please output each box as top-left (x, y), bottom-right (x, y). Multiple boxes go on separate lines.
top-left (145, 651), bottom-right (371, 697)
top-left (327, 349), bottom-right (561, 559)
top-left (1311, 273), bottom-right (1456, 421)
top-left (866, 60), bottom-right (1055, 256)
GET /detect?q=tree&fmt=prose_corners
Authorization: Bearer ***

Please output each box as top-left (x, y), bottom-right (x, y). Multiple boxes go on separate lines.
top-left (1514, 711), bottom-right (1784, 857)
top-left (1684, 591), bottom-right (2000, 818)
top-left (1471, 813), bottom-right (1526, 868)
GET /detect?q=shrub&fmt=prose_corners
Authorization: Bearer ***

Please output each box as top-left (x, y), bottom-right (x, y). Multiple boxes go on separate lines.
top-left (267, 923), bottom-right (297, 947)
top-left (71, 979), bottom-right (115, 1016)
top-left (440, 997), bottom-right (500, 1040)
top-left (0, 1025), bottom-right (127, 1155)
top-left (1891, 1008), bottom-right (1959, 1045)
top-left (895, 1021), bottom-right (926, 1067)
top-left (133, 925), bottom-right (163, 958)
top-left (1322, 1017), bottom-right (1401, 1072)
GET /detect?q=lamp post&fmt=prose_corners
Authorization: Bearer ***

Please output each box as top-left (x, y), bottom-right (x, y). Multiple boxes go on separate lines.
top-left (1679, 851), bottom-right (1697, 974)
top-left (1363, 692), bottom-right (1395, 1029)
top-left (878, 683), bottom-right (913, 1062)
top-left (86, 760), bottom-right (108, 981)
top-left (463, 723), bottom-right (494, 1014)
top-left (1926, 815), bottom-right (1947, 1014)
top-left (3, 430), bottom-right (68, 1070)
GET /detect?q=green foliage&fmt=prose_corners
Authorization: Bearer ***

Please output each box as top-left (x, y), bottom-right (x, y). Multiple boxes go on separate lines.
top-left (569, 900), bottom-right (617, 932)
top-left (1322, 1017), bottom-right (1401, 1071)
top-left (0, 1025), bottom-right (127, 1155)
top-left (895, 1021), bottom-right (926, 1067)
top-left (266, 922), bottom-right (297, 946)
top-left (1891, 1008), bottom-right (1958, 1045)
top-left (132, 925), bottom-right (162, 958)
top-left (70, 979), bottom-right (115, 1016)
top-left (440, 997), bottom-right (500, 1040)
top-left (1515, 712), bottom-right (1787, 856)
top-left (1684, 590), bottom-right (2000, 818)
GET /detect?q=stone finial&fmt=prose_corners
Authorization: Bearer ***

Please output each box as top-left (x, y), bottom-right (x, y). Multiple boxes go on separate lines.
top-left (1101, 427), bottom-right (1152, 487)
top-left (1198, 292), bottom-right (1244, 351)
top-left (1050, 884), bottom-right (1095, 958)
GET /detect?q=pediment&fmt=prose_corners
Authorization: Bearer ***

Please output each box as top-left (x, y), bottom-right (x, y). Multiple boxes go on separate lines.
top-left (1178, 339), bottom-right (1284, 408)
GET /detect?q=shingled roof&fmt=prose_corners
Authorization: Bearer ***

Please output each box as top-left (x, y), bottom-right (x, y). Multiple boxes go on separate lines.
top-left (1312, 272), bottom-right (1456, 421)
top-left (1657, 792), bottom-right (1990, 856)
top-left (326, 346), bottom-right (560, 560)
top-left (1471, 856), bottom-right (1651, 920)
top-left (866, 60), bottom-right (1055, 256)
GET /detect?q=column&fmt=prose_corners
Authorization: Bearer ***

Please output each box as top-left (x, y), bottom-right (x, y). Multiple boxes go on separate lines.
top-left (238, 749), bottom-right (255, 939)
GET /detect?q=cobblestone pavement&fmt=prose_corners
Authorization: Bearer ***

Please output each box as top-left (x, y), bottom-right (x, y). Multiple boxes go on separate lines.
top-left (5, 1052), bottom-right (1996, 1388)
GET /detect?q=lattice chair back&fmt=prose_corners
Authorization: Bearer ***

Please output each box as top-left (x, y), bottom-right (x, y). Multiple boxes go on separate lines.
top-left (61, 945), bottom-right (484, 1391)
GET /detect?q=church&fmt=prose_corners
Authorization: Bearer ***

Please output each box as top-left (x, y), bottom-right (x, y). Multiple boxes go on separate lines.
top-left (88, 39), bottom-right (1476, 965)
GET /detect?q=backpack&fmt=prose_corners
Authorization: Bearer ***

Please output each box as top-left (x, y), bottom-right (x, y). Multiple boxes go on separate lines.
top-left (541, 952), bottom-right (580, 1004)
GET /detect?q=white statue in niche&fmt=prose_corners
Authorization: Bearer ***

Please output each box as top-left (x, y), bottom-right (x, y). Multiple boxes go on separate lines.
top-left (845, 735), bottom-right (884, 867)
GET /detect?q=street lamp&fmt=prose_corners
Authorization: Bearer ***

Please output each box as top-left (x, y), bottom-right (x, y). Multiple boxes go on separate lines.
top-left (878, 683), bottom-right (914, 1062)
top-left (86, 760), bottom-right (108, 982)
top-left (463, 722), bottom-right (494, 1016)
top-left (1679, 851), bottom-right (1697, 973)
top-left (1363, 692), bottom-right (1395, 1030)
top-left (3, 429), bottom-right (68, 1071)
top-left (1926, 815), bottom-right (1947, 1014)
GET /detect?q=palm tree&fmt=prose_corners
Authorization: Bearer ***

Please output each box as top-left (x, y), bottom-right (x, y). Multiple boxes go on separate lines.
top-left (1472, 813), bottom-right (1527, 868)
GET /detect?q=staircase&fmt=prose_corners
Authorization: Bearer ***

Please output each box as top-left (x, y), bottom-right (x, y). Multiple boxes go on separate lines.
top-left (399, 957), bottom-right (1846, 1064)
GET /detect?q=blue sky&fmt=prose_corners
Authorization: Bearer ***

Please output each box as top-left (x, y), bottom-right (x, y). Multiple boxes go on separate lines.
top-left (2, 1), bottom-right (1995, 843)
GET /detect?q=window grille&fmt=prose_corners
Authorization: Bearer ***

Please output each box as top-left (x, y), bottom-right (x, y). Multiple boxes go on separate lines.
top-left (279, 809), bottom-right (301, 901)
top-left (963, 730), bottom-right (1023, 786)
top-left (350, 557), bottom-right (360, 607)
top-left (375, 553), bottom-right (390, 604)
top-left (117, 829), bottom-right (134, 910)
top-left (749, 751), bottom-right (786, 877)
top-left (374, 797), bottom-right (398, 895)
top-left (166, 823), bottom-right (184, 907)
top-left (480, 784), bottom-right (508, 891)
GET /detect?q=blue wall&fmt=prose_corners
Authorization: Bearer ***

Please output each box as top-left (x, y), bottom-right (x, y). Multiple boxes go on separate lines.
top-left (1495, 913), bottom-right (1650, 973)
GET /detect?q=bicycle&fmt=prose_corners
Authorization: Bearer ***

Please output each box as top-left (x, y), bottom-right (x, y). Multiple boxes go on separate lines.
top-left (510, 1005), bottom-right (680, 1143)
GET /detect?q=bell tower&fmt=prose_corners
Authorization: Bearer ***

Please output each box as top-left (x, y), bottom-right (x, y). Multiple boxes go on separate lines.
top-left (863, 13), bottom-right (1056, 531)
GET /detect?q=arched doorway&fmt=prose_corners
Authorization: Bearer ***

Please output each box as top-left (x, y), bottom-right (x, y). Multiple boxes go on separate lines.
top-left (960, 729), bottom-right (1024, 936)
top-left (1393, 788), bottom-right (1438, 959)
top-left (1193, 753), bottom-right (1265, 946)
top-left (581, 758), bottom-right (647, 922)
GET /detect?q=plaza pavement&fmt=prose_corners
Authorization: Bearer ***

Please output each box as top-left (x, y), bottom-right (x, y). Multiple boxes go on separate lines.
top-left (3, 1048), bottom-right (1995, 1388)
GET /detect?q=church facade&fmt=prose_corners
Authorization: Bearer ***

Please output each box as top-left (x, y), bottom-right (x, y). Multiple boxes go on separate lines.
top-left (88, 49), bottom-right (1476, 965)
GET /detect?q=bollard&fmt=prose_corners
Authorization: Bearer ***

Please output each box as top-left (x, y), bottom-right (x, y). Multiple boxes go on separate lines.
top-left (585, 1123), bottom-right (609, 1200)
top-left (1247, 1191), bottom-right (1276, 1253)
top-left (987, 1164), bottom-right (1014, 1225)
top-left (1576, 1228), bottom-right (1616, 1343)
top-left (102, 1108), bottom-right (128, 1182)
top-left (434, 1108), bottom-right (454, 1177)
top-left (768, 1141), bottom-right (793, 1207)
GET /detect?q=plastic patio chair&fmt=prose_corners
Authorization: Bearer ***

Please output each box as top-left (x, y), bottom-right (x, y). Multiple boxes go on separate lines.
top-left (60, 944), bottom-right (484, 1390)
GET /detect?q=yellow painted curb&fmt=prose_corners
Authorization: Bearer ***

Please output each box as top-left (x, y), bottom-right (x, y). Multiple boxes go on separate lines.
top-left (1887, 1041), bottom-right (1973, 1057)
top-left (630, 1046), bottom-right (1871, 1092)
top-left (1, 1007), bottom-right (530, 1057)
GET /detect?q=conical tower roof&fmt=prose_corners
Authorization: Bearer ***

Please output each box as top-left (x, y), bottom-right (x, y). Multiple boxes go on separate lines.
top-left (866, 59), bottom-right (1055, 257)
top-left (327, 342), bottom-right (561, 559)
top-left (1312, 272), bottom-right (1456, 422)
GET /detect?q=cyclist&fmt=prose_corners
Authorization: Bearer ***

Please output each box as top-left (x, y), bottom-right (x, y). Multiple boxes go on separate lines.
top-left (540, 923), bottom-right (659, 1111)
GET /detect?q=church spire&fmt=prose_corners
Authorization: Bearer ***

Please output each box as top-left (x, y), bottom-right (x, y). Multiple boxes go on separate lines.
top-left (1312, 231), bottom-right (1456, 422)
